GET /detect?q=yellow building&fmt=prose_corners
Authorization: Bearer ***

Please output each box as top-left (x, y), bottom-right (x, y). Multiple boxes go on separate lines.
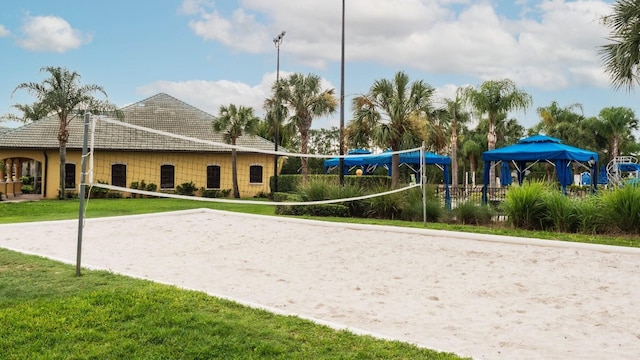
top-left (0, 93), bottom-right (277, 199)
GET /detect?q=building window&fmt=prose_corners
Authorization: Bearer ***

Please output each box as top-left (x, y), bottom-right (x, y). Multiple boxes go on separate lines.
top-left (65, 163), bottom-right (76, 189)
top-left (249, 165), bottom-right (263, 184)
top-left (160, 164), bottom-right (175, 189)
top-left (112, 164), bottom-right (127, 188)
top-left (207, 165), bottom-right (221, 189)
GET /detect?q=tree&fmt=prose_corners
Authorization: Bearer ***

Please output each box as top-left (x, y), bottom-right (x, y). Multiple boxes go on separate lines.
top-left (2, 102), bottom-right (50, 123)
top-left (350, 71), bottom-right (436, 187)
top-left (12, 66), bottom-right (118, 199)
top-left (274, 73), bottom-right (337, 182)
top-left (442, 88), bottom-right (471, 186)
top-left (593, 106), bottom-right (638, 159)
top-left (463, 79), bottom-right (532, 188)
top-left (599, 0), bottom-right (640, 91)
top-left (212, 104), bottom-right (260, 198)
top-left (531, 101), bottom-right (593, 150)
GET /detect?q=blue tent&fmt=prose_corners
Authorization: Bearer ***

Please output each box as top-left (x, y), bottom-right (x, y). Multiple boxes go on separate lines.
top-left (500, 161), bottom-right (512, 186)
top-left (481, 135), bottom-right (599, 203)
top-left (324, 150), bottom-right (452, 206)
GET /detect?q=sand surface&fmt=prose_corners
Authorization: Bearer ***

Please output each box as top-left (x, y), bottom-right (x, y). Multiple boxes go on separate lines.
top-left (2, 208), bottom-right (640, 359)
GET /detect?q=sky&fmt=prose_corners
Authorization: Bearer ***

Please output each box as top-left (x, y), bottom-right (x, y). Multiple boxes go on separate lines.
top-left (0, 0), bottom-right (637, 133)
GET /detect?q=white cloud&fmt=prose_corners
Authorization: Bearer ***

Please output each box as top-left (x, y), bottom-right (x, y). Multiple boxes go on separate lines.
top-left (136, 71), bottom-right (337, 127)
top-left (0, 25), bottom-right (9, 37)
top-left (181, 0), bottom-right (614, 91)
top-left (18, 15), bottom-right (91, 53)
top-left (137, 79), bottom-right (268, 116)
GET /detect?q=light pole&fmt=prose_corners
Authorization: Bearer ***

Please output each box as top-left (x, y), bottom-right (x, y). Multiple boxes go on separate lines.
top-left (339, 0), bottom-right (345, 186)
top-left (273, 30), bottom-right (285, 193)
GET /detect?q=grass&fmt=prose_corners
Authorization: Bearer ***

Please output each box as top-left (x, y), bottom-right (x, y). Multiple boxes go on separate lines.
top-left (0, 249), bottom-right (464, 359)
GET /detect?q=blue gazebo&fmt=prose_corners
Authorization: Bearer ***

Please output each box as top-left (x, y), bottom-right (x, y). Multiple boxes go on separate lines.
top-left (481, 135), bottom-right (599, 203)
top-left (324, 149), bottom-right (452, 206)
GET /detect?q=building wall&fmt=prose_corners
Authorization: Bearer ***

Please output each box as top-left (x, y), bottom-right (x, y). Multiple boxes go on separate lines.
top-left (91, 150), bottom-right (274, 198)
top-left (1, 148), bottom-right (275, 199)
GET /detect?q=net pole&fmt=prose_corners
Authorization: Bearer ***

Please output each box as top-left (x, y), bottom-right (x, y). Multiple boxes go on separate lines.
top-left (76, 113), bottom-right (90, 277)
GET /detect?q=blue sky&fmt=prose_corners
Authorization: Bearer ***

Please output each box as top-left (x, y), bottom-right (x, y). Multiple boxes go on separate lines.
top-left (0, 0), bottom-right (637, 132)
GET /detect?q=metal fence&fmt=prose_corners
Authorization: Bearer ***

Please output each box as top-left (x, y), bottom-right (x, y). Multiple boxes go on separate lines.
top-left (433, 185), bottom-right (593, 211)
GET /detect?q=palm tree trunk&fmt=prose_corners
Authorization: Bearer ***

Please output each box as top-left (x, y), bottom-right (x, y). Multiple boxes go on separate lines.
top-left (58, 124), bottom-right (69, 200)
top-left (391, 152), bottom-right (400, 188)
top-left (300, 130), bottom-right (309, 184)
top-left (451, 122), bottom-right (458, 187)
top-left (488, 119), bottom-right (497, 189)
top-left (231, 148), bottom-right (239, 198)
top-left (59, 145), bottom-right (66, 200)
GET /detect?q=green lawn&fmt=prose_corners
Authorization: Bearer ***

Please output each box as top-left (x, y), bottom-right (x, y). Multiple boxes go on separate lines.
top-left (0, 249), bottom-right (464, 359)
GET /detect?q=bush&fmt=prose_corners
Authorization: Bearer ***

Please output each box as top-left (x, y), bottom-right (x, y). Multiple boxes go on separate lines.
top-left (365, 186), bottom-right (407, 220)
top-left (573, 195), bottom-right (606, 234)
top-left (21, 185), bottom-right (34, 194)
top-left (275, 204), bottom-right (350, 217)
top-left (176, 181), bottom-right (197, 196)
top-left (543, 191), bottom-right (579, 233)
top-left (201, 188), bottom-right (231, 198)
top-left (500, 182), bottom-right (549, 230)
top-left (599, 185), bottom-right (640, 234)
top-left (298, 178), bottom-right (333, 201)
top-left (453, 202), bottom-right (493, 225)
top-left (328, 183), bottom-right (368, 217)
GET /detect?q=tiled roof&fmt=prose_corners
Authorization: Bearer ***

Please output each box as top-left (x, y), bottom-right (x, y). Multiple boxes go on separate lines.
top-left (0, 93), bottom-right (275, 153)
top-left (0, 127), bottom-right (12, 135)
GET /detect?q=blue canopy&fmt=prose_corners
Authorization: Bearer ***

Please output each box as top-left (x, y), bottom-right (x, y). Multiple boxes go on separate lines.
top-left (500, 161), bottom-right (512, 186)
top-left (481, 135), bottom-right (599, 202)
top-left (324, 149), bottom-right (452, 207)
top-left (482, 135), bottom-right (598, 162)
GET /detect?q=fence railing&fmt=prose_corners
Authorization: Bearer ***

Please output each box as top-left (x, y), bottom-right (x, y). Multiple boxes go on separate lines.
top-left (433, 185), bottom-right (592, 210)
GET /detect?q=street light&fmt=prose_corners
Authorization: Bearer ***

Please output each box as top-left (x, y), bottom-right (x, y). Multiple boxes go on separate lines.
top-left (273, 30), bottom-right (285, 193)
top-left (339, 0), bottom-right (345, 186)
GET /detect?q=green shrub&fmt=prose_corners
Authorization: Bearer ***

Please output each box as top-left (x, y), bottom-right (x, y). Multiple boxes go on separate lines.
top-left (298, 178), bottom-right (333, 201)
top-left (271, 192), bottom-right (301, 202)
top-left (365, 187), bottom-right (407, 220)
top-left (500, 182), bottom-right (549, 230)
top-left (328, 183), bottom-right (368, 217)
top-left (453, 202), bottom-right (493, 225)
top-left (201, 188), bottom-right (231, 198)
top-left (275, 204), bottom-right (350, 217)
top-left (543, 191), bottom-right (579, 233)
top-left (176, 181), bottom-right (198, 196)
top-left (90, 180), bottom-right (110, 199)
top-left (599, 185), bottom-right (640, 234)
top-left (573, 195), bottom-right (607, 234)
top-left (20, 185), bottom-right (34, 194)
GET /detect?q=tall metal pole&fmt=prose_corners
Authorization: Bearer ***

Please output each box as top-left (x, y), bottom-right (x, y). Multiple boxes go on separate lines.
top-left (273, 30), bottom-right (285, 193)
top-left (76, 112), bottom-right (90, 277)
top-left (339, 0), bottom-right (346, 186)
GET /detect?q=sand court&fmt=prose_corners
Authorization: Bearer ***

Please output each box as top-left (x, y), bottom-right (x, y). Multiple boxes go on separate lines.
top-left (1, 208), bottom-right (640, 359)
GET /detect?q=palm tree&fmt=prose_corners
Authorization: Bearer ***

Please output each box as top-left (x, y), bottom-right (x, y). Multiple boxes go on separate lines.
top-left (463, 79), bottom-right (532, 188)
top-left (212, 104), bottom-right (260, 198)
top-left (442, 88), bottom-right (471, 186)
top-left (350, 71), bottom-right (436, 187)
top-left (274, 73), bottom-right (337, 182)
top-left (531, 101), bottom-right (595, 150)
top-left (599, 0), bottom-right (640, 91)
top-left (12, 66), bottom-right (117, 199)
top-left (2, 102), bottom-right (50, 123)
top-left (594, 106), bottom-right (638, 158)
